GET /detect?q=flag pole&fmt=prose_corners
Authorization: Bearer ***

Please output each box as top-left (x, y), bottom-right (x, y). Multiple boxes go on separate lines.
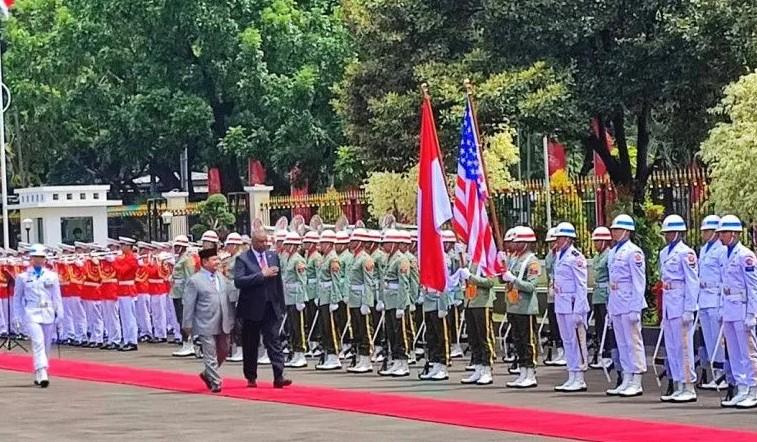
top-left (543, 135), bottom-right (552, 229)
top-left (0, 36), bottom-right (9, 249)
top-left (463, 79), bottom-right (503, 250)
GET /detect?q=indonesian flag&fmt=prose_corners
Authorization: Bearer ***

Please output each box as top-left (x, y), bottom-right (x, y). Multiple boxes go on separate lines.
top-left (417, 95), bottom-right (452, 292)
top-left (1, 0), bottom-right (13, 16)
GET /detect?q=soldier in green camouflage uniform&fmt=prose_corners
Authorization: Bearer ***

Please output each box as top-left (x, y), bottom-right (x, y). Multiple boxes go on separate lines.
top-left (370, 230), bottom-right (388, 362)
top-left (222, 233), bottom-right (245, 362)
top-left (170, 235), bottom-right (197, 357)
top-left (442, 233), bottom-right (464, 359)
top-left (589, 226), bottom-right (613, 370)
top-left (503, 226), bottom-right (541, 389)
top-left (459, 253), bottom-right (497, 386)
top-left (283, 232), bottom-right (308, 368)
top-left (346, 229), bottom-right (376, 373)
top-left (303, 232), bottom-right (322, 356)
top-left (335, 231), bottom-right (353, 357)
top-left (407, 233), bottom-right (422, 360)
top-left (377, 230), bottom-right (411, 377)
top-left (315, 231), bottom-right (343, 370)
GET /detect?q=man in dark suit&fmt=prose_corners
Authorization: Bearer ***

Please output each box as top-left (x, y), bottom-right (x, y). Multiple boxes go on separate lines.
top-left (234, 229), bottom-right (292, 388)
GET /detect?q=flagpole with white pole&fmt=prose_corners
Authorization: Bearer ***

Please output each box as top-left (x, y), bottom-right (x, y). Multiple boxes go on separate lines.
top-left (543, 135), bottom-right (552, 229)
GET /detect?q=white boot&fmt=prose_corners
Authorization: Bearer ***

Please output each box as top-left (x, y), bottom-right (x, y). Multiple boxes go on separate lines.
top-left (465, 363), bottom-right (478, 372)
top-left (450, 343), bottom-right (464, 358)
top-left (519, 368), bottom-right (537, 388)
top-left (379, 360), bottom-right (400, 377)
top-left (476, 366), bottom-right (493, 385)
top-left (563, 371), bottom-right (587, 392)
top-left (700, 369), bottom-right (722, 390)
top-left (661, 381), bottom-right (681, 402)
top-left (316, 354), bottom-right (342, 370)
top-left (227, 346), bottom-right (243, 362)
top-left (722, 385), bottom-right (749, 407)
top-left (371, 346), bottom-right (384, 363)
top-left (555, 371), bottom-right (576, 392)
top-left (619, 373), bottom-right (643, 397)
top-left (419, 362), bottom-right (441, 380)
top-left (392, 360), bottom-right (410, 377)
top-left (172, 340), bottom-right (195, 357)
top-left (672, 383), bottom-right (697, 403)
top-left (506, 370), bottom-right (527, 388)
top-left (461, 365), bottom-right (482, 384)
top-left (347, 355), bottom-right (373, 373)
top-left (258, 349), bottom-right (271, 365)
top-left (552, 348), bottom-right (567, 366)
top-left (430, 363), bottom-right (449, 381)
top-left (286, 352), bottom-right (308, 368)
top-left (736, 386), bottom-right (757, 409)
top-left (606, 372), bottom-right (631, 396)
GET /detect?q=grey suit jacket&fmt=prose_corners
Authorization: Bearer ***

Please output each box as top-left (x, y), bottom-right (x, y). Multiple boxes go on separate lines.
top-left (182, 270), bottom-right (236, 336)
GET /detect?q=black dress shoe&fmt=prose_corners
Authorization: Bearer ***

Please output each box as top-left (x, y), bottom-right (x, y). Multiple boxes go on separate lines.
top-left (199, 372), bottom-right (213, 391)
top-left (210, 385), bottom-right (222, 393)
top-left (247, 380), bottom-right (257, 388)
top-left (273, 378), bottom-right (292, 389)
top-left (40, 379), bottom-right (49, 388)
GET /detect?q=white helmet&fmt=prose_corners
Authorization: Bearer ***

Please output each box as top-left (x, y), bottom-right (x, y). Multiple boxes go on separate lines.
top-left (224, 232), bottom-right (243, 246)
top-left (503, 228), bottom-right (516, 242)
top-left (283, 232), bottom-right (302, 245)
top-left (303, 231), bottom-right (320, 243)
top-left (274, 230), bottom-right (287, 242)
top-left (383, 229), bottom-right (404, 243)
top-left (512, 226), bottom-right (537, 243)
top-left (200, 230), bottom-right (219, 243)
top-left (398, 230), bottom-right (412, 244)
top-left (661, 214), bottom-right (687, 233)
top-left (441, 230), bottom-right (456, 243)
top-left (173, 235), bottom-right (190, 248)
top-left (545, 227), bottom-right (557, 242)
top-left (351, 228), bottom-right (371, 242)
top-left (320, 230), bottom-right (337, 243)
top-left (610, 214), bottom-right (635, 231)
top-left (700, 215), bottom-right (720, 231)
top-left (554, 222), bottom-right (577, 238)
top-left (335, 231), bottom-right (350, 245)
top-left (717, 215), bottom-right (743, 232)
top-left (591, 226), bottom-right (612, 241)
top-left (29, 244), bottom-right (46, 258)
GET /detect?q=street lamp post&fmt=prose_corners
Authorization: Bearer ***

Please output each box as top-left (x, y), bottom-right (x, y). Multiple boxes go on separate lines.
top-left (160, 211), bottom-right (173, 242)
top-left (21, 218), bottom-right (32, 243)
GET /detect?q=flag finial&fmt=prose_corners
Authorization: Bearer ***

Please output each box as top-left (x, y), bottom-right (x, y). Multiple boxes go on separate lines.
top-left (463, 78), bottom-right (474, 95)
top-left (421, 82), bottom-right (430, 99)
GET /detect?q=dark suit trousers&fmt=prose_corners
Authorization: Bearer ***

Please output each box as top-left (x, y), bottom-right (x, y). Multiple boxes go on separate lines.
top-left (241, 302), bottom-right (285, 381)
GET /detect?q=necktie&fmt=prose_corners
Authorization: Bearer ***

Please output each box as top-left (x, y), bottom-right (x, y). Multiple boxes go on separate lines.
top-left (259, 252), bottom-right (268, 269)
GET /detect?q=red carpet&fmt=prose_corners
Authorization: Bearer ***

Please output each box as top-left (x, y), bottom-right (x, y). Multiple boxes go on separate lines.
top-left (0, 353), bottom-right (754, 441)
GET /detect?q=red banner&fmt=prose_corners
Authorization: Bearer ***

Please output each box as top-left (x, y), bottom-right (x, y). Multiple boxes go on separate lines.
top-left (248, 159), bottom-right (266, 185)
top-left (207, 167), bottom-right (222, 194)
top-left (591, 118), bottom-right (615, 177)
top-left (547, 139), bottom-right (567, 177)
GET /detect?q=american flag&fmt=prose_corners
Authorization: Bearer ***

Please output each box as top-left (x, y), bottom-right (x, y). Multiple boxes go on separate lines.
top-left (452, 101), bottom-right (503, 276)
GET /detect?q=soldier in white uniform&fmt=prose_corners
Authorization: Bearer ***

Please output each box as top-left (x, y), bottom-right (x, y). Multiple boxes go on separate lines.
top-left (716, 215), bottom-right (757, 408)
top-left (12, 244), bottom-right (63, 388)
top-left (697, 215), bottom-right (727, 390)
top-left (605, 214), bottom-right (647, 397)
top-left (658, 215), bottom-right (699, 403)
top-left (552, 222), bottom-right (590, 392)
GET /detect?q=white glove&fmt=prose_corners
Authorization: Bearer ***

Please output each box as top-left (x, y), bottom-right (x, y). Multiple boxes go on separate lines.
top-left (296, 303), bottom-right (306, 312)
top-left (360, 304), bottom-right (371, 316)
top-left (629, 311), bottom-right (641, 325)
top-left (437, 309), bottom-right (448, 319)
top-left (329, 303), bottom-right (339, 312)
top-left (12, 319), bottom-right (22, 331)
top-left (105, 255), bottom-right (116, 262)
top-left (497, 251), bottom-right (507, 263)
top-left (454, 243), bottom-right (465, 254)
top-left (417, 294), bottom-right (425, 304)
top-left (501, 271), bottom-right (515, 282)
top-left (395, 309), bottom-right (405, 319)
top-left (454, 299), bottom-right (463, 307)
top-left (573, 313), bottom-right (586, 329)
top-left (459, 268), bottom-right (471, 281)
top-left (682, 311), bottom-right (695, 326)
top-left (409, 303), bottom-right (416, 312)
top-left (745, 314), bottom-right (757, 328)
top-left (376, 301), bottom-right (385, 312)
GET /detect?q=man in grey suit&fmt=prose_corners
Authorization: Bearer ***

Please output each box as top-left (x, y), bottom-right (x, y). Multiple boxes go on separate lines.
top-left (183, 248), bottom-right (237, 393)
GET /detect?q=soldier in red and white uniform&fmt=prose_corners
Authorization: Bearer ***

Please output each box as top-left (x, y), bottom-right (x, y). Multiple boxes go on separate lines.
top-left (114, 237), bottom-right (139, 351)
top-left (0, 257), bottom-right (10, 337)
top-left (135, 242), bottom-right (154, 342)
top-left (100, 240), bottom-right (122, 350)
top-left (147, 251), bottom-right (168, 343)
top-left (79, 243), bottom-right (105, 348)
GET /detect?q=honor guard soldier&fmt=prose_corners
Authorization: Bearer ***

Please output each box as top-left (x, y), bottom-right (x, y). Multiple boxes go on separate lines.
top-left (283, 232), bottom-right (308, 368)
top-left (346, 229), bottom-right (376, 373)
top-left (442, 232), bottom-right (465, 359)
top-left (66, 245), bottom-right (87, 346)
top-left (717, 215), bottom-right (757, 408)
top-left (171, 235), bottom-right (197, 356)
top-left (589, 227), bottom-right (614, 370)
top-left (503, 226), bottom-right (541, 388)
top-left (13, 244), bottom-right (63, 387)
top-left (377, 229), bottom-right (412, 377)
top-left (697, 215), bottom-right (727, 390)
top-left (370, 230), bottom-right (387, 363)
top-left (100, 244), bottom-right (122, 349)
top-left (605, 214), bottom-right (647, 397)
top-left (0, 257), bottom-right (9, 337)
top-left (407, 232), bottom-right (422, 360)
top-left (315, 230), bottom-right (342, 370)
top-left (135, 242), bottom-right (154, 342)
top-left (335, 231), bottom-right (353, 359)
top-left (552, 222), bottom-right (590, 392)
top-left (658, 215), bottom-right (700, 403)
top-left (147, 251), bottom-right (168, 343)
top-left (303, 231), bottom-right (323, 357)
top-left (81, 246), bottom-right (105, 348)
top-left (222, 233), bottom-right (244, 362)
top-left (115, 237), bottom-right (139, 351)
top-left (544, 227), bottom-right (566, 366)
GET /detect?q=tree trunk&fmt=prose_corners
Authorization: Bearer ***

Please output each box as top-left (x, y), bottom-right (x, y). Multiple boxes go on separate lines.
top-left (633, 102), bottom-right (652, 210)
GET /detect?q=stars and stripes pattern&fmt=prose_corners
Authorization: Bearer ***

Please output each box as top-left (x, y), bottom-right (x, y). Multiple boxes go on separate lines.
top-left (452, 100), bottom-right (503, 276)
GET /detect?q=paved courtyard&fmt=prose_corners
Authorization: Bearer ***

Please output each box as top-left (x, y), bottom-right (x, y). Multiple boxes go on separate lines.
top-left (1, 342), bottom-right (755, 440)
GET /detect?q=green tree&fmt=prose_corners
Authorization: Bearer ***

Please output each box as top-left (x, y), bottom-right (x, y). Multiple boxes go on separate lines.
top-left (190, 194), bottom-right (236, 239)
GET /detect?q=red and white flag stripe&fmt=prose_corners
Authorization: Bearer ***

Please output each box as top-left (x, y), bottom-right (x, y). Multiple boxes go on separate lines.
top-left (0, 0), bottom-right (13, 16)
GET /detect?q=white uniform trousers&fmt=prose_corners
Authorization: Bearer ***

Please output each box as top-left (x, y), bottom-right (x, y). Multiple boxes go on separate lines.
top-left (102, 300), bottom-right (122, 345)
top-left (84, 300), bottom-right (104, 344)
top-left (150, 294), bottom-right (167, 339)
top-left (9, 295), bottom-right (23, 335)
top-left (611, 313), bottom-right (647, 375)
top-left (62, 297), bottom-right (77, 339)
top-left (556, 313), bottom-right (588, 372)
top-left (27, 321), bottom-right (56, 371)
top-left (0, 298), bottom-right (7, 334)
top-left (699, 307), bottom-right (724, 366)
top-left (135, 294), bottom-right (153, 338)
top-left (118, 296), bottom-right (138, 345)
top-left (723, 320), bottom-right (757, 387)
top-left (662, 316), bottom-right (696, 383)
top-left (166, 298), bottom-right (182, 340)
top-left (69, 296), bottom-right (88, 341)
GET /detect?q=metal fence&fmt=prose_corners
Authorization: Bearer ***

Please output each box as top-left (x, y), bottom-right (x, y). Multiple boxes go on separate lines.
top-left (261, 189), bottom-right (368, 225)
